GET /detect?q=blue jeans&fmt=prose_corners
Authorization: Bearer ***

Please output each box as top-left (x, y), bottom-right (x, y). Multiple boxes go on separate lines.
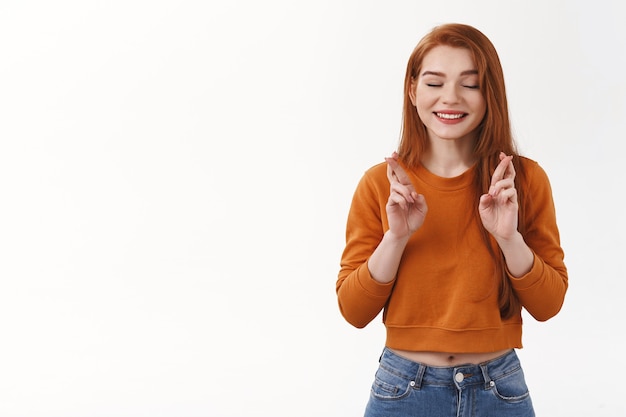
top-left (364, 348), bottom-right (535, 417)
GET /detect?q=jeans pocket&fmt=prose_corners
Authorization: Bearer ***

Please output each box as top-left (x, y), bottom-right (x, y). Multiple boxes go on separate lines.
top-left (490, 366), bottom-right (531, 403)
top-left (370, 364), bottom-right (413, 400)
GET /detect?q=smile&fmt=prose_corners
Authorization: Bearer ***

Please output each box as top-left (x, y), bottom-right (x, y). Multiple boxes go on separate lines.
top-left (435, 112), bottom-right (466, 120)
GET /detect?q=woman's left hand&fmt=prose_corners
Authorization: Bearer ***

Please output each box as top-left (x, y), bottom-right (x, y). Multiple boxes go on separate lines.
top-left (479, 152), bottom-right (519, 241)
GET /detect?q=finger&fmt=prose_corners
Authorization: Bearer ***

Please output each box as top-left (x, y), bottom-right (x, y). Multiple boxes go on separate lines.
top-left (413, 193), bottom-right (428, 214)
top-left (495, 187), bottom-right (518, 205)
top-left (491, 154), bottom-right (512, 182)
top-left (388, 191), bottom-right (409, 211)
top-left (390, 181), bottom-right (415, 204)
top-left (386, 163), bottom-right (396, 183)
top-left (498, 151), bottom-right (516, 182)
top-left (504, 156), bottom-right (516, 181)
top-left (489, 154), bottom-right (514, 193)
top-left (490, 178), bottom-right (515, 196)
top-left (385, 155), bottom-right (412, 185)
top-left (478, 193), bottom-right (493, 211)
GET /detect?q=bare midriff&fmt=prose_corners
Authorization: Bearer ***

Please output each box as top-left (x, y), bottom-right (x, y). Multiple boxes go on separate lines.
top-left (390, 348), bottom-right (512, 367)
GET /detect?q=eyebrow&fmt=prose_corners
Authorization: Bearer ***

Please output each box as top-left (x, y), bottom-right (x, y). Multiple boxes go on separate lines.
top-left (421, 70), bottom-right (478, 77)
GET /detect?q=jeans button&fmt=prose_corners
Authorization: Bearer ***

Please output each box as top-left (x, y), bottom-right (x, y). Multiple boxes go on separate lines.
top-left (455, 372), bottom-right (464, 383)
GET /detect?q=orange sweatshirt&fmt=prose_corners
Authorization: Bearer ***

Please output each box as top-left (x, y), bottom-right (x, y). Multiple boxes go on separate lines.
top-left (336, 157), bottom-right (568, 353)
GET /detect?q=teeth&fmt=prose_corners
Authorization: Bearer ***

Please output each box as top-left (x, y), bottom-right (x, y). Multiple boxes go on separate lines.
top-left (437, 113), bottom-right (464, 119)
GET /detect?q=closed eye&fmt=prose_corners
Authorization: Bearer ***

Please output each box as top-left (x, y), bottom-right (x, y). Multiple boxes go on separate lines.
top-left (426, 84), bottom-right (442, 87)
top-left (463, 85), bottom-right (479, 89)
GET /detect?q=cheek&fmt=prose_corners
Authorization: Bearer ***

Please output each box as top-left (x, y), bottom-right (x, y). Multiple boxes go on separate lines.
top-left (471, 95), bottom-right (487, 117)
top-left (414, 89), bottom-right (431, 109)
top-left (416, 108), bottom-right (430, 122)
top-left (475, 102), bottom-right (487, 121)
top-left (414, 95), bottom-right (435, 119)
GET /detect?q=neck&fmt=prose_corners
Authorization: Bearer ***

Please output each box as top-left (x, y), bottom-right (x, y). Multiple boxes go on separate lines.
top-left (421, 138), bottom-right (476, 178)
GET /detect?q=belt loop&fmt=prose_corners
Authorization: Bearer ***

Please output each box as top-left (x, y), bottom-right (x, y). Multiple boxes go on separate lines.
top-left (411, 364), bottom-right (426, 389)
top-left (479, 363), bottom-right (493, 390)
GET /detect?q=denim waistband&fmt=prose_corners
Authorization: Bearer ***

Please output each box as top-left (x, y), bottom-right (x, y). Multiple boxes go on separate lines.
top-left (378, 347), bottom-right (522, 390)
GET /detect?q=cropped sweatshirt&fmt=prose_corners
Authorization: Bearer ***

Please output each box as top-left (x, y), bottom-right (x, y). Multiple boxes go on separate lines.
top-left (336, 157), bottom-right (568, 353)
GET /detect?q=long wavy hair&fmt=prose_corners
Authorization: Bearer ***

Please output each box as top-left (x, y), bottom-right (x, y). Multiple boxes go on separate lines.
top-left (398, 23), bottom-right (525, 319)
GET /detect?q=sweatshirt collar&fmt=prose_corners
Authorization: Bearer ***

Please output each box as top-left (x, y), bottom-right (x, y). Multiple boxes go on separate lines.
top-left (412, 163), bottom-right (476, 191)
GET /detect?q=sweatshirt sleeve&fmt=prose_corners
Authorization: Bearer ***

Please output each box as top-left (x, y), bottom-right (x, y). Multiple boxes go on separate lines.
top-left (509, 159), bottom-right (568, 321)
top-left (336, 166), bottom-right (395, 328)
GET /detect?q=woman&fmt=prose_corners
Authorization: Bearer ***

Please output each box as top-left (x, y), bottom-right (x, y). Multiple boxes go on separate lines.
top-left (336, 23), bottom-right (568, 417)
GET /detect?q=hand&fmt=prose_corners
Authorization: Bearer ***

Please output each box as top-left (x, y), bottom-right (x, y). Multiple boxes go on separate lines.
top-left (384, 152), bottom-right (428, 239)
top-left (479, 152), bottom-right (519, 241)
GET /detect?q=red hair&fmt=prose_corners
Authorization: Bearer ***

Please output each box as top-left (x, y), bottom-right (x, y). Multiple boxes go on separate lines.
top-left (398, 23), bottom-right (525, 319)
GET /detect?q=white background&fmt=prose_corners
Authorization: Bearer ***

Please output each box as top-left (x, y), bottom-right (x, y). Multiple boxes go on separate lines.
top-left (0, 1), bottom-right (623, 416)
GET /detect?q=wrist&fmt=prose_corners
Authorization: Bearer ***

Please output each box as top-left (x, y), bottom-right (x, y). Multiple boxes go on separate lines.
top-left (384, 230), bottom-right (411, 246)
top-left (494, 231), bottom-right (525, 251)
top-left (496, 232), bottom-right (534, 278)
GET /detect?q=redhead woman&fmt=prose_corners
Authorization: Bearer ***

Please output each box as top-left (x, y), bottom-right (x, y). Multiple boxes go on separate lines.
top-left (336, 23), bottom-right (567, 417)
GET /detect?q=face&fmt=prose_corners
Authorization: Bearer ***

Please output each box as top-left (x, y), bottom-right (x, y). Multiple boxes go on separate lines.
top-left (411, 45), bottom-right (486, 144)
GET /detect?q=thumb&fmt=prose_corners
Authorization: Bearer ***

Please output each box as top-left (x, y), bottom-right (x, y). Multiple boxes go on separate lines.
top-left (478, 193), bottom-right (492, 211)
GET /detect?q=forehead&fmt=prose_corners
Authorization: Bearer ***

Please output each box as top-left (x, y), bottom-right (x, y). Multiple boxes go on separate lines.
top-left (420, 45), bottom-right (476, 75)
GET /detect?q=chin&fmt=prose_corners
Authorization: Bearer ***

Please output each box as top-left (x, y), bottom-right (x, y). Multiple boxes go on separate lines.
top-left (432, 132), bottom-right (472, 141)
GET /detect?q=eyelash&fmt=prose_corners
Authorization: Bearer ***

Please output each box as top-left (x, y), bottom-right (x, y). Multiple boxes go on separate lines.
top-left (426, 84), bottom-right (479, 89)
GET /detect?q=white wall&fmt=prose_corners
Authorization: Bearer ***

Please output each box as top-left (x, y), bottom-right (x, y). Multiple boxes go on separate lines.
top-left (0, 1), bottom-right (623, 416)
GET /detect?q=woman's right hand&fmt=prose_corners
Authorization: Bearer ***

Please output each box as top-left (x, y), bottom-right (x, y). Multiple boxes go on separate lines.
top-left (384, 152), bottom-right (428, 240)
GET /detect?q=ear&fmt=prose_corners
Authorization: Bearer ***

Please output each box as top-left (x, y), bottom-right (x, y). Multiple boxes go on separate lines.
top-left (408, 77), bottom-right (417, 106)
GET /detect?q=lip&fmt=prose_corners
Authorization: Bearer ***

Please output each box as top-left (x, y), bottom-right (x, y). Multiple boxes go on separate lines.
top-left (433, 111), bottom-right (468, 124)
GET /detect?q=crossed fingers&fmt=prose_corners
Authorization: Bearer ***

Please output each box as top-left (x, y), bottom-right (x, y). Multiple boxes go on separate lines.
top-left (385, 152), bottom-right (412, 185)
top-left (489, 152), bottom-right (516, 202)
top-left (385, 152), bottom-right (418, 209)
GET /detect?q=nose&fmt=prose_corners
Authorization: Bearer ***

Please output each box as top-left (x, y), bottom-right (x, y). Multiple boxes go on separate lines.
top-left (441, 84), bottom-right (460, 104)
